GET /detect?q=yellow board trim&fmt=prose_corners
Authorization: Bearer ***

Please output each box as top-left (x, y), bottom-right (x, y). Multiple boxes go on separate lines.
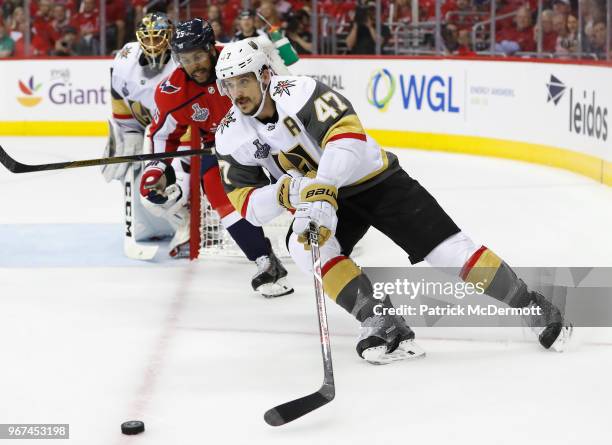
top-left (0, 121), bottom-right (108, 136)
top-left (1, 123), bottom-right (610, 186)
top-left (368, 129), bottom-right (612, 186)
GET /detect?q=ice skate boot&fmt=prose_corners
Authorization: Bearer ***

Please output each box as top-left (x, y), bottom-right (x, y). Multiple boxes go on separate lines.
top-left (523, 291), bottom-right (573, 352)
top-left (356, 301), bottom-right (425, 364)
top-left (252, 242), bottom-right (294, 298)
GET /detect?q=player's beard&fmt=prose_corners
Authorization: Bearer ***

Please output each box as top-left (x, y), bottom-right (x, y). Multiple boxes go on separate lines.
top-left (237, 91), bottom-right (262, 116)
top-left (189, 51), bottom-right (218, 85)
top-left (190, 67), bottom-right (211, 84)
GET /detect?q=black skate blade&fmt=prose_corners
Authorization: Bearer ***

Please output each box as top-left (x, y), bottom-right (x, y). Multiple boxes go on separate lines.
top-left (263, 288), bottom-right (295, 299)
top-left (264, 388), bottom-right (334, 426)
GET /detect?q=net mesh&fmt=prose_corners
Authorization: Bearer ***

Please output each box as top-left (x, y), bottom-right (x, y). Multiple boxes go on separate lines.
top-left (188, 153), bottom-right (291, 260)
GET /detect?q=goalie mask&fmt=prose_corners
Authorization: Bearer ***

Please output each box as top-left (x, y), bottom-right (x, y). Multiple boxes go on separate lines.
top-left (215, 39), bottom-right (273, 118)
top-left (136, 12), bottom-right (173, 70)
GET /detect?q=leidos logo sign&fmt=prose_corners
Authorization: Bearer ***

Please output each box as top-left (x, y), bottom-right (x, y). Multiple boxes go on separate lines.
top-left (17, 76), bottom-right (43, 107)
top-left (546, 74), bottom-right (608, 141)
top-left (367, 68), bottom-right (460, 114)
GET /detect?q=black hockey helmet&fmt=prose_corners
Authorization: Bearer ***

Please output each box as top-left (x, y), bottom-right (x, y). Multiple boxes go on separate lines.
top-left (171, 18), bottom-right (216, 54)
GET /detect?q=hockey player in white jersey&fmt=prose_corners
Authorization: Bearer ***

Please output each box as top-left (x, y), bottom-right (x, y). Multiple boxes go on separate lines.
top-left (213, 40), bottom-right (572, 364)
top-left (102, 12), bottom-right (192, 259)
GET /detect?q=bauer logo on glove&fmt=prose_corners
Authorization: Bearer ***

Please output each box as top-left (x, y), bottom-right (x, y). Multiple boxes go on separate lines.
top-left (293, 181), bottom-right (339, 249)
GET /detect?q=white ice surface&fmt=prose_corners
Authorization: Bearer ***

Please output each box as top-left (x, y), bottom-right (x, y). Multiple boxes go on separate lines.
top-left (0, 137), bottom-right (611, 445)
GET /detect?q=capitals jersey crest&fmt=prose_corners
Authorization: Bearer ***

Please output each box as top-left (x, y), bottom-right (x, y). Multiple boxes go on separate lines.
top-left (160, 80), bottom-right (181, 94)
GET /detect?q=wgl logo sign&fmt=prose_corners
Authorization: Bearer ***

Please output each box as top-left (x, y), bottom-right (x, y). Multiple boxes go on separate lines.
top-left (546, 74), bottom-right (608, 141)
top-left (367, 69), bottom-right (460, 113)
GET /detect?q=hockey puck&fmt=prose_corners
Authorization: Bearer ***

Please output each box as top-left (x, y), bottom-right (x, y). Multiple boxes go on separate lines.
top-left (121, 420), bottom-right (145, 435)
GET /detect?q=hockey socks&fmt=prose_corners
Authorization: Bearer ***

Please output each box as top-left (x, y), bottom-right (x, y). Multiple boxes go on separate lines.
top-left (225, 218), bottom-right (270, 261)
top-left (460, 246), bottom-right (531, 308)
top-left (321, 256), bottom-right (381, 322)
top-left (460, 246), bottom-right (571, 350)
top-left (202, 165), bottom-right (271, 261)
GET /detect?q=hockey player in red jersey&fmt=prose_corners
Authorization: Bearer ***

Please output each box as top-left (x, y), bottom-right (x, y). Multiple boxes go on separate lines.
top-left (144, 18), bottom-right (293, 298)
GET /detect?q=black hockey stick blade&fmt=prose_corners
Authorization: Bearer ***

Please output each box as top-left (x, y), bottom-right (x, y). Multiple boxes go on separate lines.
top-left (264, 383), bottom-right (335, 426)
top-left (0, 145), bottom-right (209, 174)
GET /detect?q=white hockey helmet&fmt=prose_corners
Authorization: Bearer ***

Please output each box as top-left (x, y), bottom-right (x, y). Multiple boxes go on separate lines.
top-left (215, 39), bottom-right (272, 117)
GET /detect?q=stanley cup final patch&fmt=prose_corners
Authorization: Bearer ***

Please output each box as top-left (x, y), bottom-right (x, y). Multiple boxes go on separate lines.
top-left (191, 103), bottom-right (210, 122)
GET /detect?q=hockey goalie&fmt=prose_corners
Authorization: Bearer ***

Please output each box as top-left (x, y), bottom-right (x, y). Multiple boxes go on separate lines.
top-left (102, 12), bottom-right (188, 259)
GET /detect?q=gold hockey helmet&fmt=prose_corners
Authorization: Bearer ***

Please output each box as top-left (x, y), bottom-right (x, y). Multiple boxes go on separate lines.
top-left (136, 12), bottom-right (173, 69)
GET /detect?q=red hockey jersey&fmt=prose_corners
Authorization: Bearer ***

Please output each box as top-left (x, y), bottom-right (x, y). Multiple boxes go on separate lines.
top-left (149, 66), bottom-right (232, 154)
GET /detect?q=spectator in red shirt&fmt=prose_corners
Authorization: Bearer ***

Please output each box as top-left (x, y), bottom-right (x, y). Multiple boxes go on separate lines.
top-left (31, 0), bottom-right (57, 55)
top-left (105, 0), bottom-right (126, 51)
top-left (495, 6), bottom-right (535, 54)
top-left (457, 28), bottom-right (476, 55)
top-left (258, 0), bottom-right (282, 27)
top-left (71, 0), bottom-right (100, 54)
top-left (216, 0), bottom-right (241, 36)
top-left (535, 9), bottom-right (557, 52)
top-left (445, 0), bottom-right (479, 30)
top-left (51, 3), bottom-right (69, 35)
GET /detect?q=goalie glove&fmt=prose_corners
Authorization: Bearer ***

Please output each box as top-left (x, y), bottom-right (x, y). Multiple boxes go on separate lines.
top-left (101, 120), bottom-right (144, 182)
top-left (292, 182), bottom-right (338, 248)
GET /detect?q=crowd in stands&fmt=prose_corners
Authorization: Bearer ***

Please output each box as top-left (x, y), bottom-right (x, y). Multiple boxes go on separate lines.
top-left (0, 0), bottom-right (609, 59)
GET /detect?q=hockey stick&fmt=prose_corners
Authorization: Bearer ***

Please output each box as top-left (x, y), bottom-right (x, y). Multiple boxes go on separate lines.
top-left (264, 223), bottom-right (335, 426)
top-left (0, 145), bottom-right (209, 174)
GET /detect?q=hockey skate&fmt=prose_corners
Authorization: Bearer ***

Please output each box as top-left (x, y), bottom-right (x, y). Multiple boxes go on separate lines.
top-left (356, 307), bottom-right (426, 365)
top-left (523, 291), bottom-right (573, 352)
top-left (252, 243), bottom-right (294, 298)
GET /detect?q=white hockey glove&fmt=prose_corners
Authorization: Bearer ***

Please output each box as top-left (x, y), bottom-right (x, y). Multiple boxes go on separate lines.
top-left (101, 120), bottom-right (144, 182)
top-left (275, 171), bottom-right (316, 210)
top-left (292, 181), bottom-right (338, 248)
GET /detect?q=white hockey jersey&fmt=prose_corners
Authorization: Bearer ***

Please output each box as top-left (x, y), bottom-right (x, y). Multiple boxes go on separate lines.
top-left (215, 75), bottom-right (399, 225)
top-left (110, 41), bottom-right (177, 134)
